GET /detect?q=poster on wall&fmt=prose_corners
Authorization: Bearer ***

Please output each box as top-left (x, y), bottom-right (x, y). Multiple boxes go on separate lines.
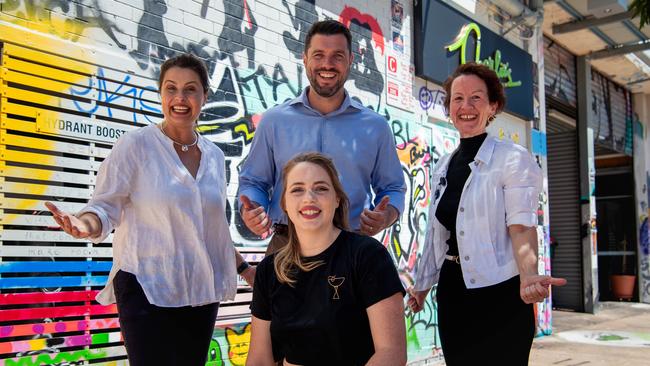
top-left (386, 50), bottom-right (414, 111)
top-left (391, 0), bottom-right (405, 54)
top-left (386, 0), bottom-right (413, 111)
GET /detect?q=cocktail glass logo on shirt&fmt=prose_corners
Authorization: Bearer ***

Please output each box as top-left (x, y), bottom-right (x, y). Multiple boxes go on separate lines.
top-left (327, 276), bottom-right (345, 300)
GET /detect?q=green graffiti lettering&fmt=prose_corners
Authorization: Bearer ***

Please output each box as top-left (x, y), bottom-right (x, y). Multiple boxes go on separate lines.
top-left (448, 23), bottom-right (523, 89)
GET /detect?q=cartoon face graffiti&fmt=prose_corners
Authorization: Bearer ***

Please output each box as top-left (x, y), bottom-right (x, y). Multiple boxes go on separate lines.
top-left (206, 338), bottom-right (223, 366)
top-left (225, 324), bottom-right (251, 366)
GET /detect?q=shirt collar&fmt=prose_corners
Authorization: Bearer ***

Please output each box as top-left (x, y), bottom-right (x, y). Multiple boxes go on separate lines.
top-left (439, 134), bottom-right (497, 173)
top-left (474, 135), bottom-right (497, 165)
top-left (289, 87), bottom-right (362, 116)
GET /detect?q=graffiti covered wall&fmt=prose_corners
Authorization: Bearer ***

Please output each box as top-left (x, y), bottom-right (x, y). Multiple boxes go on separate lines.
top-left (0, 0), bottom-right (548, 364)
top-left (633, 93), bottom-right (650, 303)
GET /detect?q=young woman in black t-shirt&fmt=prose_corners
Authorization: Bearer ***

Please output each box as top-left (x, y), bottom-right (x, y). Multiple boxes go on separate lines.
top-left (246, 152), bottom-right (406, 366)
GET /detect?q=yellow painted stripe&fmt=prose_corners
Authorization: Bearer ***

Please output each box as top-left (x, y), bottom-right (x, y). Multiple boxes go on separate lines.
top-left (0, 23), bottom-right (97, 65)
top-left (2, 85), bottom-right (61, 107)
top-left (0, 100), bottom-right (38, 118)
top-left (0, 197), bottom-right (85, 212)
top-left (4, 57), bottom-right (91, 85)
top-left (0, 148), bottom-right (97, 171)
top-left (27, 338), bottom-right (47, 350)
top-left (2, 67), bottom-right (93, 98)
top-left (0, 213), bottom-right (55, 227)
top-left (0, 160), bottom-right (54, 183)
top-left (1, 131), bottom-right (92, 156)
top-left (4, 43), bottom-right (95, 75)
top-left (0, 115), bottom-right (39, 134)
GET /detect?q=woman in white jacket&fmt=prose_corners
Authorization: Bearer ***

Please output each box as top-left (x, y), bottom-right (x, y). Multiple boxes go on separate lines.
top-left (408, 63), bottom-right (566, 365)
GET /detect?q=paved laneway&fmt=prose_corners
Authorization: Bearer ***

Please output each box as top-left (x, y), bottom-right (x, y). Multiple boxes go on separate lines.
top-left (530, 302), bottom-right (650, 366)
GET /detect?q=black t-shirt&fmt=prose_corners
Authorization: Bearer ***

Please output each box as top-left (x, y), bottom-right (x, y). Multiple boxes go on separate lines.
top-left (250, 230), bottom-right (405, 365)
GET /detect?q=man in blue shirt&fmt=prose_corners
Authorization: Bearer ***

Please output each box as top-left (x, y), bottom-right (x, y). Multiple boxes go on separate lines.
top-left (238, 20), bottom-right (406, 254)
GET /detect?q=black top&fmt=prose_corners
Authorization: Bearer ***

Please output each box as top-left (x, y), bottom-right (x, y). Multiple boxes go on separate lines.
top-left (435, 133), bottom-right (487, 256)
top-left (250, 230), bottom-right (405, 365)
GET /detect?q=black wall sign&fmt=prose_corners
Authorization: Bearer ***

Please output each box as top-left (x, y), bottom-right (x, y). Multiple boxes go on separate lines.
top-left (414, 0), bottom-right (534, 120)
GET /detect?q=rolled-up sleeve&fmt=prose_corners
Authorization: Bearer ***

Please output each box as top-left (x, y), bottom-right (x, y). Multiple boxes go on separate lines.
top-left (502, 147), bottom-right (542, 227)
top-left (371, 122), bottom-right (406, 215)
top-left (238, 116), bottom-right (275, 211)
top-left (77, 134), bottom-right (137, 243)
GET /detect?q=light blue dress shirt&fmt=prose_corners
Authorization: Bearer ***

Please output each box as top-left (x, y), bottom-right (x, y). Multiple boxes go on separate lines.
top-left (238, 87), bottom-right (406, 230)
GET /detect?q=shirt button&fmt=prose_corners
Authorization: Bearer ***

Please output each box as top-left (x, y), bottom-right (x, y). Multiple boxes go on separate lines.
top-left (459, 230), bottom-right (464, 236)
top-left (470, 279), bottom-right (476, 284)
top-left (464, 256), bottom-right (470, 261)
top-left (459, 207), bottom-right (464, 212)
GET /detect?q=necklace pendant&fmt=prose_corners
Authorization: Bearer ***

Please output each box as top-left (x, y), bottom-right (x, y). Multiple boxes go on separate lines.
top-left (181, 145), bottom-right (189, 152)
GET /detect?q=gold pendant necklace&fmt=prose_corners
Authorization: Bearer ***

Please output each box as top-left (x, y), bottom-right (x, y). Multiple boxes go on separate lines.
top-left (160, 124), bottom-right (198, 152)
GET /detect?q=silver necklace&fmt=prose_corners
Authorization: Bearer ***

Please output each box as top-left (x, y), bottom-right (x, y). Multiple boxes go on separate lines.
top-left (160, 124), bottom-right (198, 152)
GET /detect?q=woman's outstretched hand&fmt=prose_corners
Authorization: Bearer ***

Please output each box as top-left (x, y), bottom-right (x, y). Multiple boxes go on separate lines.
top-left (45, 202), bottom-right (94, 239)
top-left (520, 275), bottom-right (567, 304)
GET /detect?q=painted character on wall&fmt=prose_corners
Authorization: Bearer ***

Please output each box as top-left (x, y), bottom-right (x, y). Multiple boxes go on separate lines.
top-left (226, 324), bottom-right (251, 366)
top-left (206, 338), bottom-right (224, 366)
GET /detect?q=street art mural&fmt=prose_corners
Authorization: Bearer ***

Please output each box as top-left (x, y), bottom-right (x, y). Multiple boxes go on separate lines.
top-left (591, 70), bottom-right (634, 155)
top-left (0, 0), bottom-right (548, 364)
top-left (543, 37), bottom-right (577, 108)
top-left (634, 116), bottom-right (650, 303)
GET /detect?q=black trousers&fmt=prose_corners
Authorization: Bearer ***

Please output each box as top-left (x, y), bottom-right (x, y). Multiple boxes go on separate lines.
top-left (113, 270), bottom-right (219, 366)
top-left (437, 260), bottom-right (535, 365)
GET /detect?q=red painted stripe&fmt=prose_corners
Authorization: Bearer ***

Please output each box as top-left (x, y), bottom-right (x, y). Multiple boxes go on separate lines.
top-left (0, 318), bottom-right (120, 338)
top-left (0, 304), bottom-right (117, 322)
top-left (0, 290), bottom-right (100, 305)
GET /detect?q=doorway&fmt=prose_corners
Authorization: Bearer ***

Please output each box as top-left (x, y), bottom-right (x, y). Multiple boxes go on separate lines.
top-left (596, 164), bottom-right (638, 301)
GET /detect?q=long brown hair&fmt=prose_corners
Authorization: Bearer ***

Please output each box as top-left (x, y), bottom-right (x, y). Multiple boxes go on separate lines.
top-left (274, 152), bottom-right (350, 286)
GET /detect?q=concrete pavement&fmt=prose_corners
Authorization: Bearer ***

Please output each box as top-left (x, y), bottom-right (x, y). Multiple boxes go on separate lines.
top-left (530, 301), bottom-right (650, 366)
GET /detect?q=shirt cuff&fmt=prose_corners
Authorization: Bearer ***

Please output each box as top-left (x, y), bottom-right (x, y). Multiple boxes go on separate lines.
top-left (413, 271), bottom-right (438, 292)
top-left (76, 206), bottom-right (112, 244)
top-left (238, 188), bottom-right (270, 212)
top-left (380, 192), bottom-right (405, 217)
top-left (506, 212), bottom-right (538, 227)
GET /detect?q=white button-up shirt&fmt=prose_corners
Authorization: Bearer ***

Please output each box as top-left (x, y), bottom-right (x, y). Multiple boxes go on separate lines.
top-left (79, 124), bottom-right (237, 307)
top-left (414, 136), bottom-right (542, 290)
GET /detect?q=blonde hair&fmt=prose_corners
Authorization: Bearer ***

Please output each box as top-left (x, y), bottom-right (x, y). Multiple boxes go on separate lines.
top-left (274, 152), bottom-right (350, 286)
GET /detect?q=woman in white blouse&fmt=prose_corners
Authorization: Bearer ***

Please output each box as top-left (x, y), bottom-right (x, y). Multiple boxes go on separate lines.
top-left (407, 63), bottom-right (566, 365)
top-left (45, 53), bottom-right (254, 366)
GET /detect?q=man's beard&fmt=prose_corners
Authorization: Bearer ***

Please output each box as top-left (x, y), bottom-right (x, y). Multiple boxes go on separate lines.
top-left (306, 68), bottom-right (349, 98)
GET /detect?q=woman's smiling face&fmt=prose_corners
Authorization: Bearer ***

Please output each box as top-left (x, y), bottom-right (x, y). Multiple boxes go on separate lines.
top-left (160, 66), bottom-right (207, 127)
top-left (284, 162), bottom-right (340, 234)
top-left (448, 74), bottom-right (497, 138)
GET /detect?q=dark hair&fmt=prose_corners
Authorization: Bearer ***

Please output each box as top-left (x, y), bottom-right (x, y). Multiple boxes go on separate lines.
top-left (275, 152), bottom-right (350, 286)
top-left (304, 20), bottom-right (352, 54)
top-left (443, 62), bottom-right (506, 117)
top-left (158, 53), bottom-right (210, 93)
